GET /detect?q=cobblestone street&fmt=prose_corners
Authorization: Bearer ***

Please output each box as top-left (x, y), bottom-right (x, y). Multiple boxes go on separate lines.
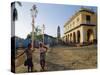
top-left (16, 45), bottom-right (97, 73)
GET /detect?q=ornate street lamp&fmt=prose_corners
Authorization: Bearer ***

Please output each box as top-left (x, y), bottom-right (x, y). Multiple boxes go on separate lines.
top-left (30, 4), bottom-right (38, 50)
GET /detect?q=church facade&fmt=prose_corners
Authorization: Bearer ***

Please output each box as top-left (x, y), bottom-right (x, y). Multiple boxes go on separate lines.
top-left (63, 8), bottom-right (97, 45)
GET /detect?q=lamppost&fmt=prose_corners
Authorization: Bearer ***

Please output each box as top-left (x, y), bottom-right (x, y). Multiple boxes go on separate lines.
top-left (30, 5), bottom-right (38, 50)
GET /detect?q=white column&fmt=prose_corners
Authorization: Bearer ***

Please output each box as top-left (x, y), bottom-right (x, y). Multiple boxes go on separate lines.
top-left (80, 26), bottom-right (86, 44)
top-left (93, 27), bottom-right (96, 40)
top-left (76, 31), bottom-right (78, 43)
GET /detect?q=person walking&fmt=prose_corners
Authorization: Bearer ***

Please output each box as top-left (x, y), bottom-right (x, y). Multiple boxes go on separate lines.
top-left (39, 42), bottom-right (48, 71)
top-left (24, 43), bottom-right (33, 72)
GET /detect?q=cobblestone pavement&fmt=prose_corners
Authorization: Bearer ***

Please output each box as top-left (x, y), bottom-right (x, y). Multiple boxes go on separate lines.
top-left (16, 45), bottom-right (97, 73)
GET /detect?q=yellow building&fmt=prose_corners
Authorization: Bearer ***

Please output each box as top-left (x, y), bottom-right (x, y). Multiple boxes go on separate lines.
top-left (63, 8), bottom-right (97, 45)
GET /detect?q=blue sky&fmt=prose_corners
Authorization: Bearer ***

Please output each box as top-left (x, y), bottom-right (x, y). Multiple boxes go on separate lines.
top-left (15, 2), bottom-right (97, 39)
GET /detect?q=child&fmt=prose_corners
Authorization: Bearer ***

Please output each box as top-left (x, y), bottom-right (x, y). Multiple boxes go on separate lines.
top-left (39, 42), bottom-right (48, 71)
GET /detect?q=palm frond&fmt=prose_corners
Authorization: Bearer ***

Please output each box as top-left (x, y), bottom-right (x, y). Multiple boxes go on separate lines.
top-left (35, 9), bottom-right (38, 17)
top-left (16, 1), bottom-right (22, 6)
top-left (11, 2), bottom-right (15, 7)
top-left (13, 8), bottom-right (18, 21)
top-left (11, 1), bottom-right (22, 7)
top-left (31, 4), bottom-right (38, 18)
top-left (11, 1), bottom-right (22, 21)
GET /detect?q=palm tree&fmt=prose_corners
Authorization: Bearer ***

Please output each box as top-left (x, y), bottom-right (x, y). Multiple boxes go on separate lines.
top-left (11, 1), bottom-right (22, 37)
top-left (11, 1), bottom-right (22, 21)
top-left (27, 33), bottom-right (32, 39)
top-left (35, 26), bottom-right (41, 35)
top-left (11, 2), bottom-right (22, 72)
top-left (30, 4), bottom-right (38, 50)
top-left (30, 5), bottom-right (38, 18)
top-left (26, 26), bottom-right (41, 40)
